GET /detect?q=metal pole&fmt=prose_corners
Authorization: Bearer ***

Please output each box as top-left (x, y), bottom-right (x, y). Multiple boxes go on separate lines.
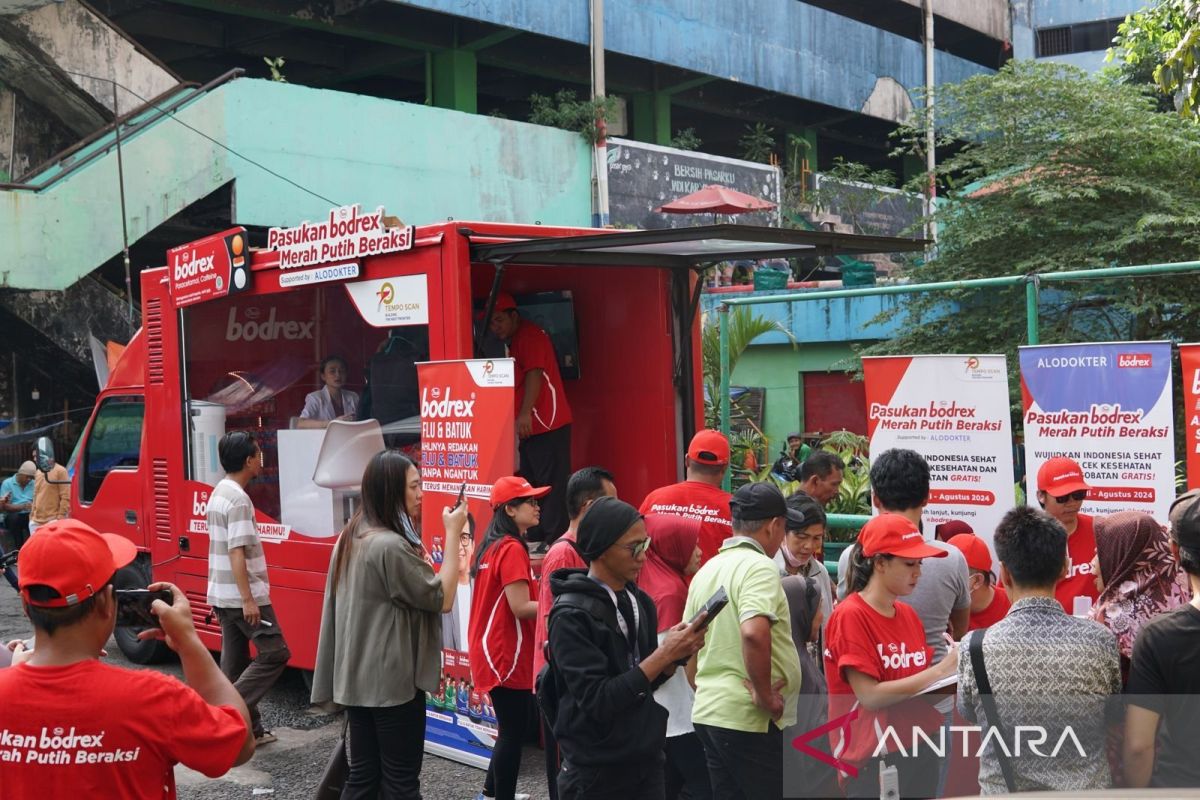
top-left (1025, 276), bottom-right (1040, 345)
top-left (590, 0), bottom-right (610, 227)
top-left (719, 304), bottom-right (731, 491)
top-left (922, 0), bottom-right (937, 243)
top-left (11, 352), bottom-right (19, 434)
top-left (112, 82), bottom-right (133, 321)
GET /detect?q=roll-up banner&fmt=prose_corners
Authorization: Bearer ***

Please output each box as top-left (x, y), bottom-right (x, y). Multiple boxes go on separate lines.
top-left (1179, 344), bottom-right (1200, 492)
top-left (416, 358), bottom-right (516, 769)
top-left (1019, 342), bottom-right (1174, 523)
top-left (863, 355), bottom-right (1016, 548)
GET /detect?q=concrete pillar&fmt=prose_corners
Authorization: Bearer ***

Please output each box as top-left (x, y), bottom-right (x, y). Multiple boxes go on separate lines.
top-left (631, 91), bottom-right (671, 146)
top-left (0, 87), bottom-right (13, 182)
top-left (432, 49), bottom-right (477, 114)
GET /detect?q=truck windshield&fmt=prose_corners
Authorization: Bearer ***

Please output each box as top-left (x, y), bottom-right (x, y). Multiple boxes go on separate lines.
top-left (181, 282), bottom-right (427, 534)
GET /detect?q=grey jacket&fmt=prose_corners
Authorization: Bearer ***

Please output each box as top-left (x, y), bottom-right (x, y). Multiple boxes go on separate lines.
top-left (311, 526), bottom-right (445, 708)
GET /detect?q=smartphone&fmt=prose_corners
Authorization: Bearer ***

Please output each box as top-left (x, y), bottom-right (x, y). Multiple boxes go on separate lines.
top-left (114, 588), bottom-right (173, 629)
top-left (688, 586), bottom-right (729, 630)
top-left (456, 483), bottom-right (467, 507)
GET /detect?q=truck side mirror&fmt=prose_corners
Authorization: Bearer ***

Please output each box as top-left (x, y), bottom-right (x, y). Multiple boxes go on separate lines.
top-left (34, 437), bottom-right (55, 473)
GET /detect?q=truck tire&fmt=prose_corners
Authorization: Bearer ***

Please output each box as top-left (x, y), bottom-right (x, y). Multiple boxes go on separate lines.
top-left (112, 562), bottom-right (171, 664)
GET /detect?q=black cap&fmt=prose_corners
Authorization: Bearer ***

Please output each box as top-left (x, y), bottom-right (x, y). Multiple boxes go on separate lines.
top-left (1169, 489), bottom-right (1200, 551)
top-left (730, 482), bottom-right (787, 522)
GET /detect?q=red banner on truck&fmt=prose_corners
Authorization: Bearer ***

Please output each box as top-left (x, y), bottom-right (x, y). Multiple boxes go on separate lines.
top-left (416, 357), bottom-right (515, 768)
top-left (167, 226), bottom-right (250, 307)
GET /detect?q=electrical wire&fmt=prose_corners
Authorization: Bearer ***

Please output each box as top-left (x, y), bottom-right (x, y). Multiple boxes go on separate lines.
top-left (5, 55), bottom-right (342, 207)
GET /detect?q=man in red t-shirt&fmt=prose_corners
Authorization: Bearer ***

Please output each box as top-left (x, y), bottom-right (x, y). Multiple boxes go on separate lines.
top-left (639, 429), bottom-right (733, 565)
top-left (489, 292), bottom-right (574, 545)
top-left (1035, 457), bottom-right (1099, 614)
top-left (0, 520), bottom-right (253, 799)
top-left (947, 532), bottom-right (1011, 630)
top-left (533, 465), bottom-right (617, 800)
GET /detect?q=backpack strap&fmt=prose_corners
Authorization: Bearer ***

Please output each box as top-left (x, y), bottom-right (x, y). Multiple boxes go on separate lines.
top-left (969, 628), bottom-right (1018, 793)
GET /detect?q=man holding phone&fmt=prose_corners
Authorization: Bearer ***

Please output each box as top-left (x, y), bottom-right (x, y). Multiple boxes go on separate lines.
top-left (685, 482), bottom-right (802, 800)
top-left (544, 497), bottom-right (707, 800)
top-left (206, 431), bottom-right (290, 747)
top-left (0, 519), bottom-right (254, 798)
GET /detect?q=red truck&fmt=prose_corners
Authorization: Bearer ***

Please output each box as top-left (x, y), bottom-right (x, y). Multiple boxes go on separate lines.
top-left (60, 207), bottom-right (763, 669)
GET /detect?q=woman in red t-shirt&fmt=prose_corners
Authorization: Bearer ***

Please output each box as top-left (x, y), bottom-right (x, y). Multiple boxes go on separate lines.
top-left (468, 476), bottom-right (547, 800)
top-left (824, 514), bottom-right (959, 799)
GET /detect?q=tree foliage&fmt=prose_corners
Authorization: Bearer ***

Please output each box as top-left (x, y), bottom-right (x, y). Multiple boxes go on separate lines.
top-left (1108, 0), bottom-right (1195, 113)
top-left (864, 61), bottom-right (1200, 387)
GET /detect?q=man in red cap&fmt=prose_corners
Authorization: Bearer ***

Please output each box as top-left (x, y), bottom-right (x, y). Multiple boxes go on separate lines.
top-left (488, 292), bottom-right (574, 546)
top-left (1035, 456), bottom-right (1099, 613)
top-left (0, 519), bottom-right (254, 799)
top-left (947, 532), bottom-right (1011, 630)
top-left (640, 429), bottom-right (734, 565)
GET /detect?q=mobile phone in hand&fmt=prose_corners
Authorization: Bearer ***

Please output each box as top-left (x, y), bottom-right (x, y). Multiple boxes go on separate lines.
top-left (114, 588), bottom-right (173, 629)
top-left (687, 586), bottom-right (729, 631)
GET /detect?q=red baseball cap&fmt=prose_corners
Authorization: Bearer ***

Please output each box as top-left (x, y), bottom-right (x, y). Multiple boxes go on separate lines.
top-left (19, 519), bottom-right (137, 607)
top-left (490, 476), bottom-right (551, 508)
top-left (947, 532), bottom-right (993, 573)
top-left (858, 514), bottom-right (948, 559)
top-left (687, 429), bottom-right (729, 466)
top-left (1037, 456), bottom-right (1091, 495)
top-left (494, 292), bottom-right (518, 312)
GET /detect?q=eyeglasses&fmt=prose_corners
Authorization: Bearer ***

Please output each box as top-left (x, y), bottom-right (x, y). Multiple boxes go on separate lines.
top-left (619, 537), bottom-right (652, 558)
top-left (1052, 490), bottom-right (1088, 503)
top-left (514, 497), bottom-right (540, 507)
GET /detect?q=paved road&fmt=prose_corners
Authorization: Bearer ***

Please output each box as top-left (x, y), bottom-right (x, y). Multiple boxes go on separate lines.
top-left (0, 583), bottom-right (548, 799)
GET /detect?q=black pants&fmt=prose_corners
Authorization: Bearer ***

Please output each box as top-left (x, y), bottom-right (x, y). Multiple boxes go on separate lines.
top-left (542, 708), bottom-right (561, 800)
top-left (215, 604), bottom-right (291, 738)
top-left (344, 694), bottom-right (426, 799)
top-left (519, 424), bottom-right (571, 543)
top-left (483, 686), bottom-right (532, 800)
top-left (665, 732), bottom-right (713, 800)
top-left (558, 755), bottom-right (665, 800)
top-left (842, 748), bottom-right (941, 800)
top-left (694, 723), bottom-right (781, 800)
top-left (3, 511), bottom-right (29, 551)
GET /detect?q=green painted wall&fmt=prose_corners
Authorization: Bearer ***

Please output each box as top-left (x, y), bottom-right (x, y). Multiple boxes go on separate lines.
top-left (1, 78), bottom-right (592, 290)
top-left (731, 341), bottom-right (861, 452)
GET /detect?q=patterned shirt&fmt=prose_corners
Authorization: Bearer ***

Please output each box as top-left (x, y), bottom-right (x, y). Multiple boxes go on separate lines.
top-left (206, 478), bottom-right (271, 608)
top-left (957, 596), bottom-right (1121, 795)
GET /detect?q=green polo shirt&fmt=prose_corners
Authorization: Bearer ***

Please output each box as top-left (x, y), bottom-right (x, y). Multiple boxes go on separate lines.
top-left (685, 535), bottom-right (802, 732)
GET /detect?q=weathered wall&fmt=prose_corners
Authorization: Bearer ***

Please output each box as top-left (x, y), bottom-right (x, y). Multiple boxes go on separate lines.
top-left (399, 0), bottom-right (992, 123)
top-left (896, 0), bottom-right (1011, 42)
top-left (8, 0), bottom-right (177, 117)
top-left (0, 78), bottom-right (592, 290)
top-left (0, 83), bottom-right (77, 181)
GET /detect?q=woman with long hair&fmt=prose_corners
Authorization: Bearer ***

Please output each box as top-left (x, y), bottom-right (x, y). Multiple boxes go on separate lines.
top-left (1089, 510), bottom-right (1189, 682)
top-left (469, 476), bottom-right (546, 800)
top-left (639, 513), bottom-right (711, 800)
top-left (824, 514), bottom-right (958, 799)
top-left (311, 450), bottom-right (467, 799)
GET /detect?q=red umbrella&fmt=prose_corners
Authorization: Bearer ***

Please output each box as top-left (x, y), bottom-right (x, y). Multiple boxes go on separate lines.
top-left (655, 184), bottom-right (777, 215)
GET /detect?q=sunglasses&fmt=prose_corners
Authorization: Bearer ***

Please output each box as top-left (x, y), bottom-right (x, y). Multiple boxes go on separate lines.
top-left (619, 536), bottom-right (652, 557)
top-left (1052, 490), bottom-right (1088, 503)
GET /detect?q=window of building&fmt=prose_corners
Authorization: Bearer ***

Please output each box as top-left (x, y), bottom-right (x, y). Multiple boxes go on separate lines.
top-left (1036, 18), bottom-right (1123, 57)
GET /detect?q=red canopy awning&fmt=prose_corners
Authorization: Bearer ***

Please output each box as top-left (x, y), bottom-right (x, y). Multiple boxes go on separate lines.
top-left (656, 184), bottom-right (777, 215)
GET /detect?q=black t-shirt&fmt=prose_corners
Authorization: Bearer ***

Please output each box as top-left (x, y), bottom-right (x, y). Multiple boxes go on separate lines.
top-left (1127, 603), bottom-right (1200, 788)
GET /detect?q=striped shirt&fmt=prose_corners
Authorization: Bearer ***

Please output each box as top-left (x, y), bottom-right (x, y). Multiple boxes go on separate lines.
top-left (206, 478), bottom-right (271, 608)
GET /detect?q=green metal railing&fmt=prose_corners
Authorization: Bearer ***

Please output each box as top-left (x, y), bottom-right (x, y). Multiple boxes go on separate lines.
top-left (715, 259), bottom-right (1200, 527)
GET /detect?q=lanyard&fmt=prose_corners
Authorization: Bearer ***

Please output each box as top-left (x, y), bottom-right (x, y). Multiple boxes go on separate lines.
top-left (588, 577), bottom-right (641, 666)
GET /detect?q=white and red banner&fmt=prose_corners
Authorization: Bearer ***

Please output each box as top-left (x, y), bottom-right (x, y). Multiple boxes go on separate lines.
top-left (1181, 344), bottom-right (1200, 491)
top-left (863, 355), bottom-right (1016, 546)
top-left (416, 358), bottom-right (515, 769)
top-left (1020, 342), bottom-right (1174, 522)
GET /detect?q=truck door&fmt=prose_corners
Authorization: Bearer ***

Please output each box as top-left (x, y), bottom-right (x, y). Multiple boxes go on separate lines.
top-left (73, 394), bottom-right (147, 548)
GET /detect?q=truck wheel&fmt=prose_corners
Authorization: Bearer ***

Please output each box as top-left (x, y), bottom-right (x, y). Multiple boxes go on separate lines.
top-left (112, 563), bottom-right (170, 664)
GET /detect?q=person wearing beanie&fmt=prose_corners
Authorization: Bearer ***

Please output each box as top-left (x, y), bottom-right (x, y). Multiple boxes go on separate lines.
top-left (1034, 456), bottom-right (1099, 614)
top-left (685, 481), bottom-right (803, 800)
top-left (640, 429), bottom-right (734, 565)
top-left (544, 497), bottom-right (707, 800)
